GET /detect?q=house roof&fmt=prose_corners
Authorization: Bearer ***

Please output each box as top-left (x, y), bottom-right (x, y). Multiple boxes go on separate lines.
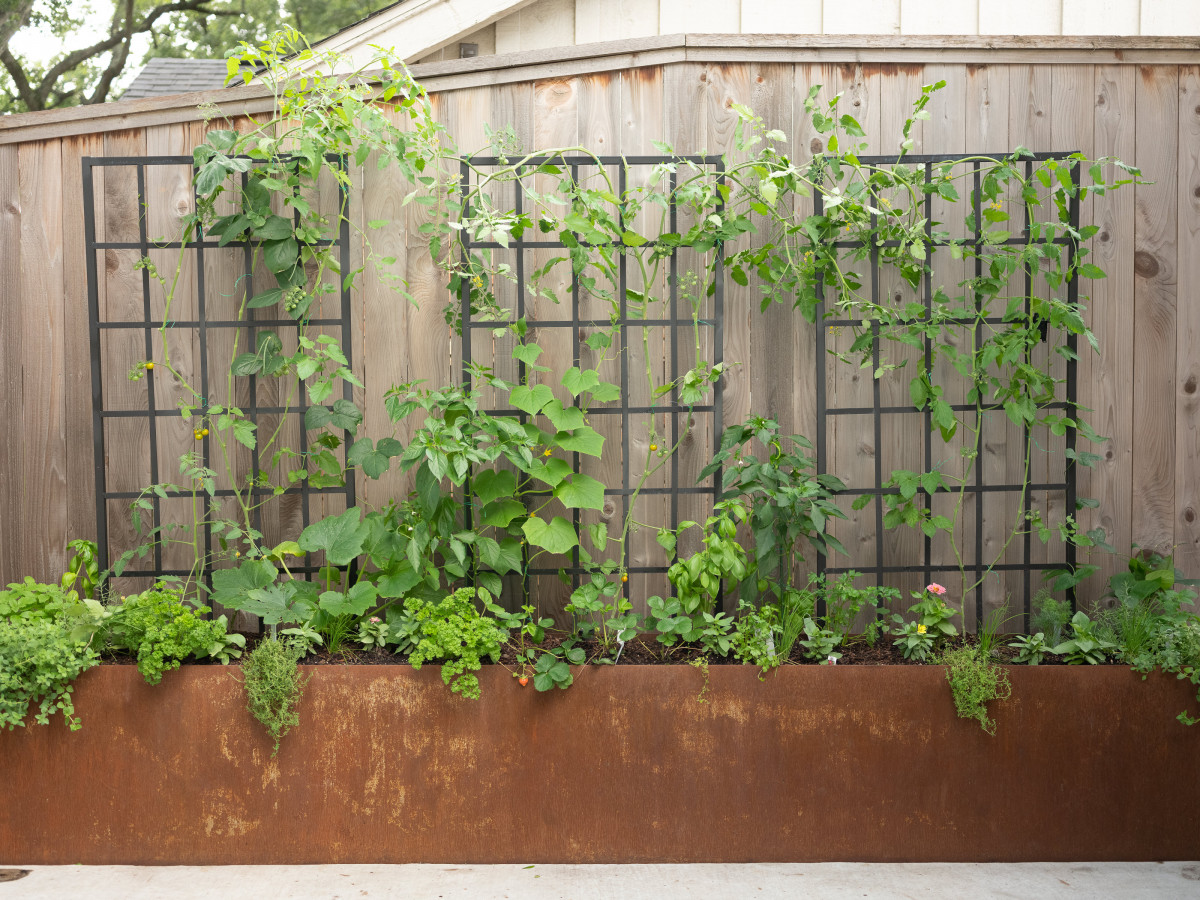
top-left (120, 58), bottom-right (229, 101)
top-left (306, 0), bottom-right (537, 67)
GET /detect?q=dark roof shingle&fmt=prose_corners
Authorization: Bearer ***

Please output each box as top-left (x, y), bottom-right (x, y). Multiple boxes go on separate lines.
top-left (119, 58), bottom-right (230, 101)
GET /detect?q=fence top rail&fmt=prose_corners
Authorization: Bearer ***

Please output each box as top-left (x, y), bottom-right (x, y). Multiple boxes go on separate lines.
top-left (3, 34), bottom-right (1197, 146)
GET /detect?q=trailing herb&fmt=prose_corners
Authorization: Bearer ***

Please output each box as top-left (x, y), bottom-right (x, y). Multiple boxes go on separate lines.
top-left (242, 637), bottom-right (308, 756)
top-left (940, 644), bottom-right (1012, 735)
top-left (0, 618), bottom-right (100, 731)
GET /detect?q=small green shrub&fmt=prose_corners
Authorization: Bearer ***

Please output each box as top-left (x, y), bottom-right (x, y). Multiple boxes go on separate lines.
top-left (941, 644), bottom-right (1012, 735)
top-left (0, 618), bottom-right (99, 731)
top-left (108, 586), bottom-right (228, 685)
top-left (200, 616), bottom-right (246, 664)
top-left (0, 578), bottom-right (76, 625)
top-left (242, 637), bottom-right (308, 755)
top-left (1008, 632), bottom-right (1051, 665)
top-left (822, 572), bottom-right (898, 647)
top-left (892, 586), bottom-right (956, 660)
top-left (1160, 620), bottom-right (1200, 671)
top-left (405, 587), bottom-right (504, 699)
top-left (730, 601), bottom-right (781, 670)
top-left (893, 620), bottom-right (935, 661)
top-left (798, 617), bottom-right (841, 664)
top-left (1052, 611), bottom-right (1116, 665)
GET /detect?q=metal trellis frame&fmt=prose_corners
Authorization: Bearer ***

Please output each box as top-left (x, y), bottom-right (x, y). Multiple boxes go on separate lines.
top-left (458, 154), bottom-right (725, 603)
top-left (813, 151), bottom-right (1081, 630)
top-left (83, 154), bottom-right (357, 590)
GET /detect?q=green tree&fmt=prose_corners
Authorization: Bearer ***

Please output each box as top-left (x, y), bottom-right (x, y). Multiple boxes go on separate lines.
top-left (0, 0), bottom-right (387, 113)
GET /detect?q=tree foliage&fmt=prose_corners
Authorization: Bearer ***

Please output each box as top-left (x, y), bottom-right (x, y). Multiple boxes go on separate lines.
top-left (0, 0), bottom-right (387, 112)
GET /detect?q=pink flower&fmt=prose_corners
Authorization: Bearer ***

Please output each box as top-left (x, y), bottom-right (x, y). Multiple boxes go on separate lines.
top-left (926, 583), bottom-right (947, 596)
top-left (370, 617), bottom-right (382, 624)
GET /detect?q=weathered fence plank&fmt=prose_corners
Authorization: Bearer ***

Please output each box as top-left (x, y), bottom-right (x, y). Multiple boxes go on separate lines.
top-left (1175, 66), bottom-right (1200, 576)
top-left (1132, 66), bottom-right (1180, 558)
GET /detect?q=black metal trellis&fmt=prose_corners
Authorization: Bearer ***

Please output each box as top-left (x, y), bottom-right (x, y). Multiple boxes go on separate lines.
top-left (458, 154), bottom-right (725, 602)
top-left (83, 155), bottom-right (357, 589)
top-left (814, 152), bottom-right (1080, 630)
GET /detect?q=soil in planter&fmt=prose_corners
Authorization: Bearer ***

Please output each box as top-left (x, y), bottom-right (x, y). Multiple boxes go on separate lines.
top-left (92, 628), bottom-right (1105, 669)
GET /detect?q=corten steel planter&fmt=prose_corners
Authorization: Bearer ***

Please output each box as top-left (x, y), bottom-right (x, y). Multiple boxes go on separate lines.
top-left (1, 663), bottom-right (1198, 864)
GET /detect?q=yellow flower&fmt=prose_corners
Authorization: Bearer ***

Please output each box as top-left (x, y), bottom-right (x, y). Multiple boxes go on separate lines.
top-left (543, 448), bottom-right (552, 457)
top-left (917, 624), bottom-right (927, 635)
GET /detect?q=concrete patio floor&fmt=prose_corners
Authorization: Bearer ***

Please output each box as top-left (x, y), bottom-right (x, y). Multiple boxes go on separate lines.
top-left (2, 862), bottom-right (1199, 898)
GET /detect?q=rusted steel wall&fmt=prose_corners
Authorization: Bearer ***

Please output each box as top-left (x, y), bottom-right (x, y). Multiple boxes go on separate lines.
top-left (1, 664), bottom-right (1198, 864)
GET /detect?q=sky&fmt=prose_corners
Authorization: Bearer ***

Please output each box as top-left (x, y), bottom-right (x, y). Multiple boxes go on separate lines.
top-left (8, 2), bottom-right (153, 88)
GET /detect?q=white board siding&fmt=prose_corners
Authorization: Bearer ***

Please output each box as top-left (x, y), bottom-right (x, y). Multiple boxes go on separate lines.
top-left (900, 0), bottom-right (978, 35)
top-left (327, 0), bottom-right (1177, 69)
top-left (1062, 0), bottom-right (1139, 35)
top-left (575, 0), bottom-right (660, 44)
top-left (740, 0), bottom-right (822, 32)
top-left (495, 0), bottom-right (576, 54)
top-left (660, 0), bottom-right (741, 33)
top-left (979, 0), bottom-right (1063, 35)
top-left (1142, 0), bottom-right (1200, 37)
top-left (823, 0), bottom-right (901, 35)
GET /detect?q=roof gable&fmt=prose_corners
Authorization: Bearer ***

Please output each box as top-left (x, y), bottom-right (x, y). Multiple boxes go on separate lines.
top-left (308, 0), bottom-right (536, 65)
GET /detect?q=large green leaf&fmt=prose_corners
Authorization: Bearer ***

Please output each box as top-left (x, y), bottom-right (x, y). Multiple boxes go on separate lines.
top-left (318, 581), bottom-right (378, 618)
top-left (474, 468), bottom-right (517, 505)
top-left (347, 437), bottom-right (402, 479)
top-left (481, 498), bottom-right (527, 528)
top-left (509, 383), bottom-right (555, 416)
top-left (253, 215), bottom-right (293, 241)
top-left (377, 564), bottom-right (421, 599)
top-left (305, 398), bottom-right (363, 432)
top-left (247, 288), bottom-right (284, 309)
top-left (522, 515), bottom-right (578, 554)
top-left (195, 159), bottom-right (228, 197)
top-left (209, 559), bottom-right (278, 608)
top-left (561, 367), bottom-right (599, 397)
top-left (479, 536), bottom-right (524, 574)
top-left (239, 582), bottom-right (316, 626)
top-left (415, 463), bottom-right (443, 517)
top-left (263, 236), bottom-right (299, 275)
top-left (529, 457), bottom-right (573, 487)
top-left (299, 507), bottom-right (369, 567)
top-left (554, 427), bottom-right (604, 457)
top-left (543, 400), bottom-right (585, 432)
top-left (231, 353), bottom-right (262, 376)
top-left (511, 343), bottom-right (547, 369)
top-left (361, 514), bottom-right (403, 568)
top-left (554, 473), bottom-right (605, 510)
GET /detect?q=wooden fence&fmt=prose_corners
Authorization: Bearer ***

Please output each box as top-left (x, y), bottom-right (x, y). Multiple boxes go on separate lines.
top-left (1, 35), bottom-right (1197, 619)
